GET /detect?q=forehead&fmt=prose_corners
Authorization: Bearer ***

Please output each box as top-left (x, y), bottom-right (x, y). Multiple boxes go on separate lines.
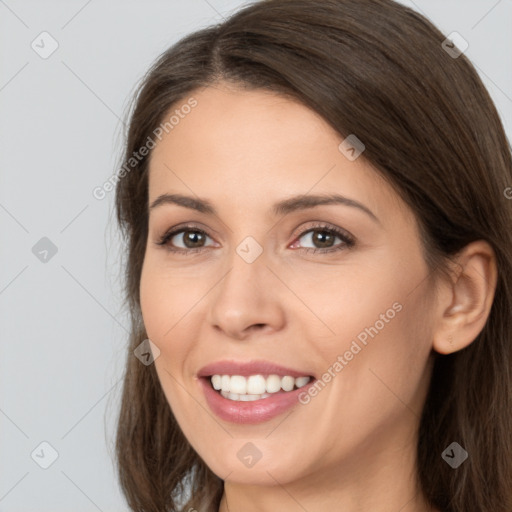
top-left (150, 83), bottom-right (338, 164)
top-left (147, 84), bottom-right (407, 222)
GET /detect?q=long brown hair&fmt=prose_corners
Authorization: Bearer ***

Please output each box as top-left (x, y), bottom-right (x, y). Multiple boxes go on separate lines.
top-left (114, 1), bottom-right (512, 510)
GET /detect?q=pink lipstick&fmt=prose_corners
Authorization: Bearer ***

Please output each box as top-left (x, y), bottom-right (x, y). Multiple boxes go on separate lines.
top-left (197, 360), bottom-right (316, 424)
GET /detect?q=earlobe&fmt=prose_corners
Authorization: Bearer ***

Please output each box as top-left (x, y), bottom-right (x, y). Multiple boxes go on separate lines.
top-left (432, 241), bottom-right (498, 355)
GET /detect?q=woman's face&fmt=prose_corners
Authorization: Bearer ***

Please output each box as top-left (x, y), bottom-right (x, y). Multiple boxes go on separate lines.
top-left (140, 83), bottom-right (438, 486)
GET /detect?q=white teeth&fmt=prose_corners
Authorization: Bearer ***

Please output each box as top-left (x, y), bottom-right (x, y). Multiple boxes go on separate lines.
top-left (247, 375), bottom-right (266, 395)
top-left (221, 375), bottom-right (231, 392)
top-left (221, 390), bottom-right (271, 401)
top-left (295, 376), bottom-right (310, 388)
top-left (211, 373), bottom-right (311, 398)
top-left (266, 374), bottom-right (281, 393)
top-left (239, 393), bottom-right (267, 402)
top-left (211, 375), bottom-right (222, 390)
top-left (229, 375), bottom-right (247, 395)
top-left (281, 376), bottom-right (295, 392)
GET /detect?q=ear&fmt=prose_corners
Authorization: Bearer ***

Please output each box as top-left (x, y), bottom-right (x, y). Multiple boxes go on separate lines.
top-left (432, 240), bottom-right (498, 355)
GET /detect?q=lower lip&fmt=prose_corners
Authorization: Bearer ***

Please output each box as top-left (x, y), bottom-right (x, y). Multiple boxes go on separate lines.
top-left (199, 377), bottom-right (314, 424)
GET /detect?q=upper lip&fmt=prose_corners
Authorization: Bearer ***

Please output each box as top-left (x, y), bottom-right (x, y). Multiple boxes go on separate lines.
top-left (197, 360), bottom-right (315, 379)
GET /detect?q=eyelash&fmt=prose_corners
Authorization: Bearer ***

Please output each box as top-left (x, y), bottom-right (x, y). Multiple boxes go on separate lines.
top-left (155, 222), bottom-right (356, 256)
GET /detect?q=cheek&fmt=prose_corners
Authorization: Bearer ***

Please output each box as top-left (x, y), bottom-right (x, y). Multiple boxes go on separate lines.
top-left (349, 284), bottom-right (434, 403)
top-left (139, 256), bottom-right (209, 392)
top-left (293, 258), bottom-right (412, 357)
top-left (301, 255), bottom-right (434, 422)
top-left (139, 256), bottom-right (199, 341)
top-left (283, 294), bottom-right (434, 475)
top-left (140, 265), bottom-right (165, 341)
top-left (139, 264), bottom-right (194, 420)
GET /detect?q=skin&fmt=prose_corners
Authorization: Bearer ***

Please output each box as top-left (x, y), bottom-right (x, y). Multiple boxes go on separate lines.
top-left (140, 82), bottom-right (497, 512)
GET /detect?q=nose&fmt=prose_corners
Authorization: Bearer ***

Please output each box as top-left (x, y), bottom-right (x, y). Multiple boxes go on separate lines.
top-left (208, 248), bottom-right (286, 341)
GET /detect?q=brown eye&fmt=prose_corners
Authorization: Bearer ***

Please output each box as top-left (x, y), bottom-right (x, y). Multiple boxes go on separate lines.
top-left (291, 224), bottom-right (356, 254)
top-left (156, 227), bottom-right (215, 253)
top-left (179, 230), bottom-right (207, 248)
top-left (308, 229), bottom-right (336, 248)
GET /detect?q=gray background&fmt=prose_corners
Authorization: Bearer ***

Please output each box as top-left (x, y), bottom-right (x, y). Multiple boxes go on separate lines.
top-left (1, 1), bottom-right (511, 510)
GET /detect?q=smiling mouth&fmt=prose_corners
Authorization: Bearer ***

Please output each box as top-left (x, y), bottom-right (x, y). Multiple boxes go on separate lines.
top-left (206, 374), bottom-right (313, 402)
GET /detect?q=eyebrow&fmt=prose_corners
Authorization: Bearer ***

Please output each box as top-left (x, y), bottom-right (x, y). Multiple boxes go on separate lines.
top-left (149, 193), bottom-right (380, 224)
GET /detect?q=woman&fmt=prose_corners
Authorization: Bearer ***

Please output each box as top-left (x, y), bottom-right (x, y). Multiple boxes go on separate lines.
top-left (113, 0), bottom-right (512, 510)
